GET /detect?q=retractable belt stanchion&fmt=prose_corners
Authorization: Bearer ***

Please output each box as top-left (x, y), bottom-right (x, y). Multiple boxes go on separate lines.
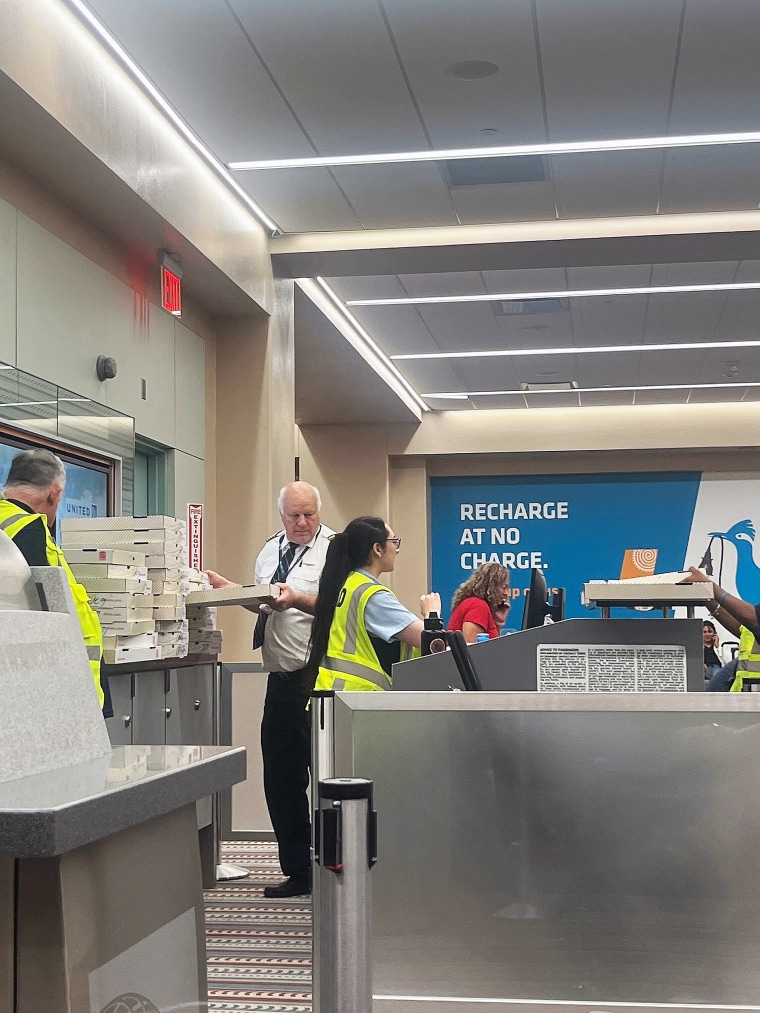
top-left (313, 777), bottom-right (377, 1013)
top-left (311, 690), bottom-right (335, 1009)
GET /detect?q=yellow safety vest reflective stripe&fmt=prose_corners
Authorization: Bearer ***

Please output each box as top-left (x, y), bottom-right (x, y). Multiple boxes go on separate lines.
top-left (729, 625), bottom-right (760, 692)
top-left (315, 571), bottom-right (398, 692)
top-left (0, 501), bottom-right (103, 705)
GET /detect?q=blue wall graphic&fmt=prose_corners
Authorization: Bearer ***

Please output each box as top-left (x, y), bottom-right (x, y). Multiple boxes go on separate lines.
top-left (430, 472), bottom-right (701, 622)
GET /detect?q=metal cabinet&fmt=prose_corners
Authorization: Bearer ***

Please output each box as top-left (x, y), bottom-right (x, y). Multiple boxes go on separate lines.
top-left (104, 671), bottom-right (134, 745)
top-left (105, 662), bottom-right (215, 746)
top-left (166, 665), bottom-right (214, 745)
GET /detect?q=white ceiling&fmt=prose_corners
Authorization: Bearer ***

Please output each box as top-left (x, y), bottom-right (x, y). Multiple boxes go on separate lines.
top-left (82, 0), bottom-right (760, 414)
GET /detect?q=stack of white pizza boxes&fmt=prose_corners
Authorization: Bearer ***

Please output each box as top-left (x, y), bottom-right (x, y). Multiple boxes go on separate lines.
top-left (185, 570), bottom-right (223, 656)
top-left (60, 515), bottom-right (186, 664)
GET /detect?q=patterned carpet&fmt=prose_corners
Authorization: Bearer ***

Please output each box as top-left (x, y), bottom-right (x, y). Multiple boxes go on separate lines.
top-left (206, 842), bottom-right (312, 1012)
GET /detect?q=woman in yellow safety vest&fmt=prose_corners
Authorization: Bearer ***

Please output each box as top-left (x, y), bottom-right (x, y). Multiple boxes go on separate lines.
top-left (304, 516), bottom-right (439, 693)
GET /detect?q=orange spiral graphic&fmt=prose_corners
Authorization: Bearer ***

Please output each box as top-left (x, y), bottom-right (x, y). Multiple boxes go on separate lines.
top-left (631, 548), bottom-right (657, 572)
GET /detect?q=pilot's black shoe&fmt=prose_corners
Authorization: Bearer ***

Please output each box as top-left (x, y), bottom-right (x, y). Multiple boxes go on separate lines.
top-left (263, 875), bottom-right (311, 898)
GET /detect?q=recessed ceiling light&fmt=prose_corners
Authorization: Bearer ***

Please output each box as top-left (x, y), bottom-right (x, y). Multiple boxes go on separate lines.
top-left (479, 128), bottom-right (499, 136)
top-left (391, 338), bottom-right (760, 360)
top-left (447, 61), bottom-right (500, 80)
top-left (347, 281), bottom-right (760, 307)
top-left (228, 130), bottom-right (760, 171)
top-left (522, 381), bottom-right (578, 392)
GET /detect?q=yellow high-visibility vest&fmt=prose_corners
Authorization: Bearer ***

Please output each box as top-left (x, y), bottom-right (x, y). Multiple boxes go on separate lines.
top-left (730, 625), bottom-right (760, 693)
top-left (0, 500), bottom-right (103, 705)
top-left (315, 571), bottom-right (418, 692)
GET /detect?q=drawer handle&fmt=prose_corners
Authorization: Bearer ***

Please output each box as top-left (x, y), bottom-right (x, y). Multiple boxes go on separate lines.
top-left (165, 707), bottom-right (172, 718)
top-left (194, 699), bottom-right (201, 710)
top-left (123, 715), bottom-right (132, 727)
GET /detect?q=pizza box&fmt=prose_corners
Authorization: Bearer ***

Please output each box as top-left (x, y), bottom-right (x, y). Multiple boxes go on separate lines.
top-left (64, 548), bottom-right (147, 566)
top-left (62, 515), bottom-right (184, 532)
top-left (184, 583), bottom-right (280, 607)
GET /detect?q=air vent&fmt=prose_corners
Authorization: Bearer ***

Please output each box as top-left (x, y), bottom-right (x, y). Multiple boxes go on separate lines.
top-left (521, 381), bottom-right (578, 393)
top-left (444, 155), bottom-right (547, 186)
top-left (493, 298), bottom-right (569, 316)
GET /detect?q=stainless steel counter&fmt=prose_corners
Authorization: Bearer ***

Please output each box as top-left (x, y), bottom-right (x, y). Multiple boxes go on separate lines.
top-left (0, 744), bottom-right (245, 857)
top-left (327, 692), bottom-right (760, 1013)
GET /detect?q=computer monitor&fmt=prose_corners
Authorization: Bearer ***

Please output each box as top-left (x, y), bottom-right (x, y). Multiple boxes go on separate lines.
top-left (521, 567), bottom-right (566, 630)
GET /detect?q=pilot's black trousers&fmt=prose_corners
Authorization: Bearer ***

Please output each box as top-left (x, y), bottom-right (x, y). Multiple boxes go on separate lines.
top-left (260, 670), bottom-right (311, 879)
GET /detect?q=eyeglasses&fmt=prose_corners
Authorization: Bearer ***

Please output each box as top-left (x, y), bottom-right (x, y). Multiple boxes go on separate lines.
top-left (387, 537), bottom-right (402, 549)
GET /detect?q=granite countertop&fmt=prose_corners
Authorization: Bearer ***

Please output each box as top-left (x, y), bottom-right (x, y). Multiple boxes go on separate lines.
top-left (0, 744), bottom-right (246, 857)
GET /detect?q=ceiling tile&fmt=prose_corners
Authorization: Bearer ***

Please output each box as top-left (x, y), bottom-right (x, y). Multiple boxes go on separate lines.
top-left (471, 394), bottom-right (529, 410)
top-left (580, 391), bottom-right (636, 408)
top-left (234, 168), bottom-right (360, 232)
top-left (415, 303), bottom-right (503, 350)
top-left (553, 151), bottom-right (661, 219)
top-left (524, 391), bottom-right (581, 409)
top-left (537, 0), bottom-right (683, 137)
top-left (570, 296), bottom-right (648, 346)
top-left (659, 147), bottom-right (760, 215)
top-left (687, 386), bottom-right (747, 404)
top-left (231, 0), bottom-right (430, 153)
top-left (351, 306), bottom-right (440, 356)
top-left (643, 292), bottom-right (730, 341)
top-left (633, 389), bottom-right (690, 406)
top-left (88, 0), bottom-right (315, 162)
top-left (393, 358), bottom-right (469, 394)
top-left (670, 0), bottom-right (760, 133)
top-left (482, 267), bottom-right (568, 293)
top-left (576, 351), bottom-right (643, 389)
top-left (397, 272), bottom-right (487, 298)
top-left (330, 164), bottom-right (458, 229)
top-left (450, 180), bottom-right (558, 225)
top-left (566, 265), bottom-right (653, 289)
top-left (425, 397), bottom-right (474, 411)
top-left (649, 262), bottom-right (739, 285)
top-left (381, 0), bottom-right (545, 148)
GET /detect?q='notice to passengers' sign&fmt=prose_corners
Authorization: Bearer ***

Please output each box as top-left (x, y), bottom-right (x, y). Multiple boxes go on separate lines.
top-left (187, 503), bottom-right (203, 570)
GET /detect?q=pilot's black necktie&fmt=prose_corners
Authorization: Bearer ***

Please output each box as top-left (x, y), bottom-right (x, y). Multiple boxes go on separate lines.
top-left (253, 541), bottom-right (299, 650)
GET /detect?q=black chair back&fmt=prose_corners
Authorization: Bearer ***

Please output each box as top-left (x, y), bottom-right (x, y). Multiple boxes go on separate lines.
top-left (445, 630), bottom-right (483, 691)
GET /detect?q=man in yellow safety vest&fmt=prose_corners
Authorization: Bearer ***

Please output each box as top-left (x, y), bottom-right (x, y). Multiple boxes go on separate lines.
top-left (0, 448), bottom-right (106, 712)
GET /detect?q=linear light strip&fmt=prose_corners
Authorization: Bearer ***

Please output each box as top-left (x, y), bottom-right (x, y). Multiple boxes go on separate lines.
top-left (66, 0), bottom-right (280, 234)
top-left (313, 279), bottom-right (429, 413)
top-left (392, 339), bottom-right (760, 360)
top-left (375, 995), bottom-right (760, 1009)
top-left (347, 282), bottom-right (760, 307)
top-left (228, 130), bottom-right (760, 171)
top-left (423, 382), bottom-right (760, 398)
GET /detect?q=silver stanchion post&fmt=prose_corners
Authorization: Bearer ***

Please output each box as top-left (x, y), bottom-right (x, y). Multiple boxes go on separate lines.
top-left (313, 777), bottom-right (377, 1013)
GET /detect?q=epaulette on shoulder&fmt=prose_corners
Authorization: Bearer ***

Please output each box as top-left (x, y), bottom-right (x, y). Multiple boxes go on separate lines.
top-left (265, 531), bottom-right (281, 543)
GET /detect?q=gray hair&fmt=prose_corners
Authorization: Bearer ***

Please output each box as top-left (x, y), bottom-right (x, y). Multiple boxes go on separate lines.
top-left (4, 449), bottom-right (66, 492)
top-left (277, 482), bottom-right (321, 514)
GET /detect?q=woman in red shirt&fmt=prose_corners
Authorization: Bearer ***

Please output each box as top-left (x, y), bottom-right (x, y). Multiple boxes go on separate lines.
top-left (447, 562), bottom-right (511, 643)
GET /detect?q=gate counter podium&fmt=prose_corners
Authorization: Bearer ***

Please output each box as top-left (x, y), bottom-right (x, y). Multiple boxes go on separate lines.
top-left (0, 554), bottom-right (245, 1013)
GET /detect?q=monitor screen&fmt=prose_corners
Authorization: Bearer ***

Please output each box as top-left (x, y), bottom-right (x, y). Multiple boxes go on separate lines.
top-left (522, 567), bottom-right (566, 629)
top-left (522, 567), bottom-right (548, 630)
top-left (0, 434), bottom-right (111, 534)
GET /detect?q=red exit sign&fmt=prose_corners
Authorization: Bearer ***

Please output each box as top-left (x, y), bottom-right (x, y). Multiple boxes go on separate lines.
top-left (161, 264), bottom-right (182, 317)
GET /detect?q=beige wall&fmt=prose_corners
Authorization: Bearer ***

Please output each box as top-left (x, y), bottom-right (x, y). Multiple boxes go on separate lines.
top-left (0, 160), bottom-right (219, 514)
top-left (213, 280), bottom-right (297, 662)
